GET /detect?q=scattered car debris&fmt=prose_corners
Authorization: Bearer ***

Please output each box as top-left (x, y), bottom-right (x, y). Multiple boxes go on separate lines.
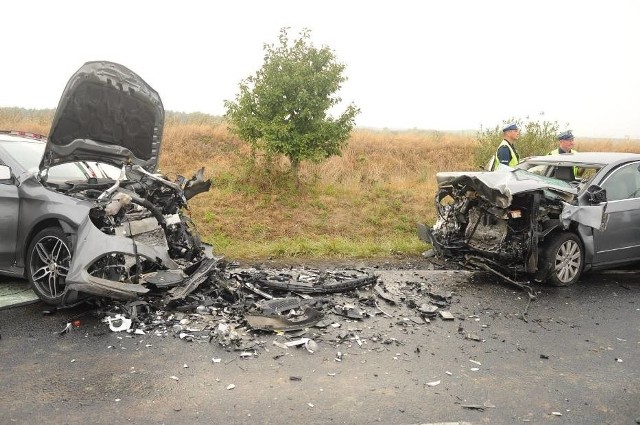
top-left (85, 262), bottom-right (459, 354)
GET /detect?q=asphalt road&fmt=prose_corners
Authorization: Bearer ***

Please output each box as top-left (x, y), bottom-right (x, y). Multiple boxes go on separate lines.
top-left (0, 266), bottom-right (638, 425)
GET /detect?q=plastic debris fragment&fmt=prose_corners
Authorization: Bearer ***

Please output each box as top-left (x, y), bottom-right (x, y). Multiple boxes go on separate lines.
top-left (104, 314), bottom-right (132, 332)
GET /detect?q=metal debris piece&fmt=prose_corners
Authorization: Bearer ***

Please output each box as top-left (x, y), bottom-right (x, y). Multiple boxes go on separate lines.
top-left (426, 380), bottom-right (441, 387)
top-left (258, 296), bottom-right (329, 314)
top-left (245, 308), bottom-right (323, 332)
top-left (164, 257), bottom-right (219, 304)
top-left (461, 404), bottom-right (485, 411)
top-left (226, 384), bottom-right (236, 390)
top-left (374, 284), bottom-right (400, 304)
top-left (439, 311), bottom-right (455, 320)
top-left (466, 333), bottom-right (481, 341)
top-left (305, 339), bottom-right (318, 353)
top-left (58, 322), bottom-right (73, 335)
top-left (243, 280), bottom-right (274, 299)
top-left (284, 338), bottom-right (311, 348)
top-left (418, 304), bottom-right (439, 316)
top-left (143, 270), bottom-right (184, 287)
top-left (333, 305), bottom-right (364, 319)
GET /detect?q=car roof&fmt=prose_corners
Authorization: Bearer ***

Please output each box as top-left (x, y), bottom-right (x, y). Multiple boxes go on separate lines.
top-left (0, 130), bottom-right (47, 144)
top-left (523, 152), bottom-right (640, 167)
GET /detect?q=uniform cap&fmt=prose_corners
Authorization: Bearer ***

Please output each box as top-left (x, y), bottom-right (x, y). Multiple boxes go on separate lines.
top-left (502, 122), bottom-right (519, 132)
top-left (557, 130), bottom-right (574, 141)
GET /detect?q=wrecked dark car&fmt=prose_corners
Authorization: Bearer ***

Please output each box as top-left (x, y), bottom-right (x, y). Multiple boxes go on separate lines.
top-left (0, 61), bottom-right (212, 306)
top-left (418, 152), bottom-right (640, 286)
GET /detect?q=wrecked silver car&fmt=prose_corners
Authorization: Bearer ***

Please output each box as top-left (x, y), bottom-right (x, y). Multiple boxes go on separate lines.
top-left (418, 152), bottom-right (640, 286)
top-left (0, 61), bottom-right (211, 305)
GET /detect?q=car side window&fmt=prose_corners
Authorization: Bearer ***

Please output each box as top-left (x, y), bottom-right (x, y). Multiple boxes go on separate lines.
top-left (600, 162), bottom-right (640, 201)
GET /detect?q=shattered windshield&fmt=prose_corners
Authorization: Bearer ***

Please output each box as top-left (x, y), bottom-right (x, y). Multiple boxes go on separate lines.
top-left (512, 168), bottom-right (573, 188)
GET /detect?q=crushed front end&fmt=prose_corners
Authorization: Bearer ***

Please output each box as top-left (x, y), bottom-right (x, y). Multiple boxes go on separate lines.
top-left (418, 171), bottom-right (575, 277)
top-left (51, 165), bottom-right (213, 304)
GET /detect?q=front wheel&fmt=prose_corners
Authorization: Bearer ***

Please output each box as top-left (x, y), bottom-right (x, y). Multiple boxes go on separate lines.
top-left (26, 227), bottom-right (72, 305)
top-left (539, 232), bottom-right (584, 286)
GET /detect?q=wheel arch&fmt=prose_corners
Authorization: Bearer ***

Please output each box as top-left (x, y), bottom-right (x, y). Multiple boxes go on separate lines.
top-left (21, 218), bottom-right (77, 272)
top-left (537, 230), bottom-right (585, 286)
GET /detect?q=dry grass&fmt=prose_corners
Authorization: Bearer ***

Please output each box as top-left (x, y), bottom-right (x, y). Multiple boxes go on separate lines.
top-left (2, 108), bottom-right (639, 259)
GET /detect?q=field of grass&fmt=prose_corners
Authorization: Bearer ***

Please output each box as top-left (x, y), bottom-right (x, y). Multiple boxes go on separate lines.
top-left (2, 108), bottom-right (639, 261)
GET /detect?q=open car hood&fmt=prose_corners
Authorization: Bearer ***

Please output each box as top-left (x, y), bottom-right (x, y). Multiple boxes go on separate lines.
top-left (436, 169), bottom-right (577, 208)
top-left (41, 61), bottom-right (164, 172)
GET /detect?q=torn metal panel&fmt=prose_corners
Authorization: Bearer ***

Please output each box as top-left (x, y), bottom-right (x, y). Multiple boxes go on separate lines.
top-left (560, 202), bottom-right (607, 231)
top-left (244, 308), bottom-right (323, 331)
top-left (67, 275), bottom-right (149, 301)
top-left (164, 257), bottom-right (220, 304)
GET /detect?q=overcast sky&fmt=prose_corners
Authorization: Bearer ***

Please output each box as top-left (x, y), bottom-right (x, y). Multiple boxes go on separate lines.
top-left (3, 1), bottom-right (639, 138)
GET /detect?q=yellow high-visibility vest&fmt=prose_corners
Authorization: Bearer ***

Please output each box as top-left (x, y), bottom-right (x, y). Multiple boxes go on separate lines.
top-left (493, 140), bottom-right (518, 169)
top-left (548, 148), bottom-right (578, 155)
top-left (548, 148), bottom-right (581, 178)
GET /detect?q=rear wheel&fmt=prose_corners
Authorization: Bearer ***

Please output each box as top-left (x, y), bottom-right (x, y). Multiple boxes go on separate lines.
top-left (26, 227), bottom-right (72, 305)
top-left (539, 232), bottom-right (583, 286)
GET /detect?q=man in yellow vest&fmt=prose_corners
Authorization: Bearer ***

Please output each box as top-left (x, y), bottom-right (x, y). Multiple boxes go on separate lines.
top-left (493, 122), bottom-right (520, 169)
top-left (549, 130), bottom-right (577, 155)
top-left (549, 130), bottom-right (582, 178)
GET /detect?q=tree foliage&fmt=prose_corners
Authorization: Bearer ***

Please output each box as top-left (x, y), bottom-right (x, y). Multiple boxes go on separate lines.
top-left (473, 114), bottom-right (566, 170)
top-left (224, 27), bottom-right (360, 177)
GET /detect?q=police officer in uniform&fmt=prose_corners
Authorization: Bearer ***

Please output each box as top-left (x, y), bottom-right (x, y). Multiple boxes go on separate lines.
top-left (493, 122), bottom-right (520, 169)
top-left (549, 130), bottom-right (577, 154)
top-left (549, 130), bottom-right (582, 179)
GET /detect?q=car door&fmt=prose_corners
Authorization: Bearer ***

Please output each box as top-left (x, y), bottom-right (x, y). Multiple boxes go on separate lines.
top-left (0, 165), bottom-right (20, 270)
top-left (592, 161), bottom-right (640, 265)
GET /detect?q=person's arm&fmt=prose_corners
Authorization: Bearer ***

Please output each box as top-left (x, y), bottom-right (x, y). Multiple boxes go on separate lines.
top-left (496, 145), bottom-right (511, 165)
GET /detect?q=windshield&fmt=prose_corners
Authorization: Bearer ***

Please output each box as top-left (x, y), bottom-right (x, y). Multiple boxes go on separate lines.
top-left (0, 140), bottom-right (45, 172)
top-left (512, 168), bottom-right (573, 188)
top-left (0, 139), bottom-right (122, 182)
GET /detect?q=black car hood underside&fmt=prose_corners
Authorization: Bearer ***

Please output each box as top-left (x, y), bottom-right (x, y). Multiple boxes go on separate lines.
top-left (42, 61), bottom-right (164, 172)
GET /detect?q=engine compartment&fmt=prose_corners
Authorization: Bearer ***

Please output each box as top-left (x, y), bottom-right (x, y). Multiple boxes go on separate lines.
top-left (40, 164), bottom-right (211, 292)
top-left (430, 183), bottom-right (565, 273)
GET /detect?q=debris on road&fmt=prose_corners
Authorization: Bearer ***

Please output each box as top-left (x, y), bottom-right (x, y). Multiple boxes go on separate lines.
top-left (86, 260), bottom-right (459, 356)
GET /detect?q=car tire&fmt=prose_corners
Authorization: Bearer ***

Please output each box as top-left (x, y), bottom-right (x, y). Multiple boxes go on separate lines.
top-left (26, 227), bottom-right (72, 305)
top-left (539, 232), bottom-right (584, 286)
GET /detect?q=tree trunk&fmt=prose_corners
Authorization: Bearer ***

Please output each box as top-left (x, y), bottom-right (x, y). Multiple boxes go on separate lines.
top-left (290, 157), bottom-right (301, 186)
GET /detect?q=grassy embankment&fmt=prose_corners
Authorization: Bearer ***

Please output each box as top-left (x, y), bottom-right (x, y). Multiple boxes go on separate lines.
top-left (2, 107), bottom-right (639, 261)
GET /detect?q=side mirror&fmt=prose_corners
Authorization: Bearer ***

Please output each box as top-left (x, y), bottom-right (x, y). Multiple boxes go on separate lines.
top-left (586, 185), bottom-right (606, 204)
top-left (0, 165), bottom-right (11, 180)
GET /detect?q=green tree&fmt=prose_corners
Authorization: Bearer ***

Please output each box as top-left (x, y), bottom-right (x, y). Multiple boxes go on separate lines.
top-left (224, 27), bottom-right (360, 180)
top-left (474, 114), bottom-right (565, 170)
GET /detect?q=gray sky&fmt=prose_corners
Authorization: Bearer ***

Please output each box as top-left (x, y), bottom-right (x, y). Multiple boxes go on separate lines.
top-left (3, 0), bottom-right (639, 138)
